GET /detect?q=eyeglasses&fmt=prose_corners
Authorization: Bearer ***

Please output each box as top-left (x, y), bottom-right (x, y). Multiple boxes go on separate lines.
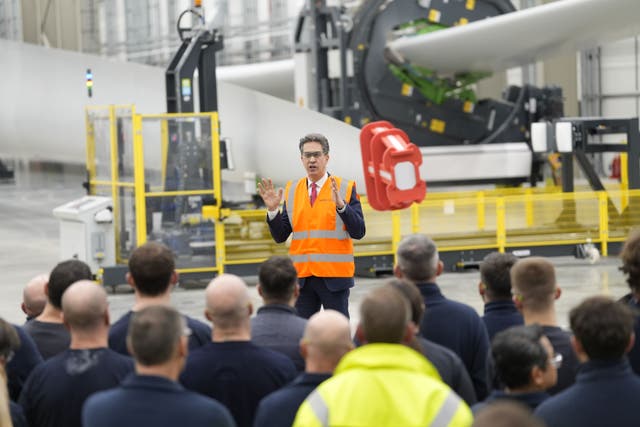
top-left (549, 353), bottom-right (563, 369)
top-left (302, 151), bottom-right (325, 159)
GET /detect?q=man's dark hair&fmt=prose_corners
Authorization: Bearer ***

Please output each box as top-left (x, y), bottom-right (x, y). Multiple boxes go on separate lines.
top-left (570, 296), bottom-right (634, 361)
top-left (620, 231), bottom-right (640, 292)
top-left (0, 319), bottom-right (19, 360)
top-left (396, 234), bottom-right (439, 282)
top-left (491, 324), bottom-right (548, 389)
top-left (258, 256), bottom-right (298, 302)
top-left (127, 305), bottom-right (184, 366)
top-left (360, 285), bottom-right (410, 344)
top-left (387, 278), bottom-right (424, 326)
top-left (480, 252), bottom-right (519, 300)
top-left (299, 133), bottom-right (329, 154)
top-left (128, 242), bottom-right (175, 296)
top-left (48, 259), bottom-right (92, 309)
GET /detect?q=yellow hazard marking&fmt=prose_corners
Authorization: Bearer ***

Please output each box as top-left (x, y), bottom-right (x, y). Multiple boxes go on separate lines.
top-left (466, 0), bottom-right (475, 10)
top-left (463, 101), bottom-right (474, 113)
top-left (458, 18), bottom-right (469, 26)
top-left (344, 116), bottom-right (352, 125)
top-left (428, 9), bottom-right (441, 23)
top-left (401, 84), bottom-right (414, 97)
top-left (430, 119), bottom-right (446, 133)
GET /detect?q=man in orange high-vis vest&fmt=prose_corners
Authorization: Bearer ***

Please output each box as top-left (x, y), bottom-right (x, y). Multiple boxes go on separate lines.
top-left (258, 133), bottom-right (366, 318)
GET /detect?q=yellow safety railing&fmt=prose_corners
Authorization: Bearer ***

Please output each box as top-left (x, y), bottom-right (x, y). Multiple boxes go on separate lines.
top-left (87, 105), bottom-right (640, 278)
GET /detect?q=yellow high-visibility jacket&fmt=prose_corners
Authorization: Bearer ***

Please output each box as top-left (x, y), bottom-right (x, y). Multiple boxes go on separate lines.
top-left (293, 343), bottom-right (473, 427)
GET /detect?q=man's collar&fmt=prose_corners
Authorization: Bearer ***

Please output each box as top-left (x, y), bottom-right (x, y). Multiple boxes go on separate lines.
top-left (308, 172), bottom-right (329, 188)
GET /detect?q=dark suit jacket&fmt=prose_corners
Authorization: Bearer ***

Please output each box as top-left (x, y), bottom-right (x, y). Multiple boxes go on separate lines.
top-left (266, 177), bottom-right (365, 291)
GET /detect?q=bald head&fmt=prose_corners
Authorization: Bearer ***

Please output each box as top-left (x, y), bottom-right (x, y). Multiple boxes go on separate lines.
top-left (205, 274), bottom-right (252, 331)
top-left (62, 280), bottom-right (109, 333)
top-left (22, 274), bottom-right (48, 319)
top-left (302, 310), bottom-right (352, 370)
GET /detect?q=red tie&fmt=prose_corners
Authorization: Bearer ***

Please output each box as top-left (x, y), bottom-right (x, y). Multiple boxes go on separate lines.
top-left (310, 182), bottom-right (317, 206)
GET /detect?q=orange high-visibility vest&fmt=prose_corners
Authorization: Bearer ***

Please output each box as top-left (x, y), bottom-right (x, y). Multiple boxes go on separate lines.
top-left (284, 176), bottom-right (355, 278)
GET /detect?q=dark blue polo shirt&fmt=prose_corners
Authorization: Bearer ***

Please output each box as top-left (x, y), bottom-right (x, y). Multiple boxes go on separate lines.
top-left (417, 336), bottom-right (477, 405)
top-left (7, 324), bottom-right (42, 401)
top-left (482, 300), bottom-right (524, 342)
top-left (18, 348), bottom-right (134, 427)
top-left (254, 372), bottom-right (331, 427)
top-left (541, 325), bottom-right (579, 395)
top-left (180, 341), bottom-right (296, 427)
top-left (10, 401), bottom-right (27, 427)
top-left (417, 282), bottom-right (490, 401)
top-left (108, 311), bottom-right (211, 355)
top-left (535, 359), bottom-right (640, 427)
top-left (83, 374), bottom-right (235, 427)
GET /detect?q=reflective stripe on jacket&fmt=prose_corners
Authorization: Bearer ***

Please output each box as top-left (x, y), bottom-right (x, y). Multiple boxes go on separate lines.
top-left (292, 344), bottom-right (473, 427)
top-left (285, 176), bottom-right (355, 278)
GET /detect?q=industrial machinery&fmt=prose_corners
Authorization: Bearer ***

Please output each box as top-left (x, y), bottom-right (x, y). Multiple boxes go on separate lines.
top-left (293, 0), bottom-right (564, 186)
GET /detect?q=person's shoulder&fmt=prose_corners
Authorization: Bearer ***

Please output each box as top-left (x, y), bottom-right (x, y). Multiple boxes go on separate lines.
top-left (256, 345), bottom-right (297, 370)
top-left (184, 315), bottom-right (210, 332)
top-left (109, 312), bottom-right (132, 336)
top-left (102, 348), bottom-right (135, 367)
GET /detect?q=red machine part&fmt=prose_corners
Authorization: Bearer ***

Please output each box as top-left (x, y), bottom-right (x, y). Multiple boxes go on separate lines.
top-left (360, 121), bottom-right (426, 211)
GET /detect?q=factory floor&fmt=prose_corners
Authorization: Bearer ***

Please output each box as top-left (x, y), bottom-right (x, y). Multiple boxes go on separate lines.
top-left (0, 161), bottom-right (631, 330)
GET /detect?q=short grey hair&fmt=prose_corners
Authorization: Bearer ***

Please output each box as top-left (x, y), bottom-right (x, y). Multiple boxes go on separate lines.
top-left (127, 306), bottom-right (184, 366)
top-left (299, 133), bottom-right (329, 154)
top-left (396, 234), bottom-right (439, 282)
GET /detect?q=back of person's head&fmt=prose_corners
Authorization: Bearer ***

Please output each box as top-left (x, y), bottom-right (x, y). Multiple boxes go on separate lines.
top-left (258, 256), bottom-right (298, 303)
top-left (0, 319), bottom-right (19, 366)
top-left (358, 285), bottom-right (411, 344)
top-left (570, 296), bottom-right (634, 361)
top-left (128, 242), bottom-right (176, 296)
top-left (395, 234), bottom-right (439, 282)
top-left (61, 280), bottom-right (109, 334)
top-left (48, 259), bottom-right (92, 309)
top-left (127, 305), bottom-right (185, 366)
top-left (302, 310), bottom-right (353, 369)
top-left (205, 274), bottom-right (251, 331)
top-left (22, 274), bottom-right (48, 318)
top-left (480, 252), bottom-right (519, 300)
top-left (620, 230), bottom-right (640, 293)
top-left (387, 278), bottom-right (425, 326)
top-left (492, 324), bottom-right (556, 391)
top-left (510, 257), bottom-right (557, 312)
top-left (473, 401), bottom-right (545, 427)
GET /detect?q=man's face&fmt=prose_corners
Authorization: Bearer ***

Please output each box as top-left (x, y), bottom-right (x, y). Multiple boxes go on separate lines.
top-left (301, 141), bottom-right (329, 182)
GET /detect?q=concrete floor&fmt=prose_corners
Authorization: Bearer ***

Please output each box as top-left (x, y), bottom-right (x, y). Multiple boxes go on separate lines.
top-left (0, 162), bottom-right (632, 330)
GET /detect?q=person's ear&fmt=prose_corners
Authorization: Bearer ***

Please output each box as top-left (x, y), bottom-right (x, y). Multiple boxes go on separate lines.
top-left (436, 260), bottom-right (444, 277)
top-left (257, 284), bottom-right (263, 298)
top-left (355, 325), bottom-right (366, 345)
top-left (299, 339), bottom-right (308, 359)
top-left (402, 324), bottom-right (414, 345)
top-left (21, 302), bottom-right (28, 316)
top-left (178, 336), bottom-right (189, 358)
top-left (513, 294), bottom-right (523, 311)
top-left (554, 287), bottom-right (562, 300)
top-left (571, 335), bottom-right (588, 361)
top-left (626, 332), bottom-right (636, 354)
top-left (531, 365), bottom-right (545, 387)
top-left (204, 309), bottom-right (213, 322)
top-left (294, 283), bottom-right (300, 298)
top-left (409, 320), bottom-right (419, 336)
top-left (126, 273), bottom-right (136, 289)
top-left (44, 283), bottom-right (50, 297)
top-left (248, 302), bottom-right (254, 317)
top-left (393, 265), bottom-right (404, 278)
top-left (170, 271), bottom-right (179, 287)
top-left (478, 282), bottom-right (486, 297)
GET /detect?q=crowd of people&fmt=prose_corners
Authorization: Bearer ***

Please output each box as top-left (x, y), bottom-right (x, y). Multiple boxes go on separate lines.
top-left (1, 231), bottom-right (640, 427)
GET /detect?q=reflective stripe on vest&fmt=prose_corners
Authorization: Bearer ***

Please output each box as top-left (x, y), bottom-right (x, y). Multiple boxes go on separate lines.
top-left (430, 392), bottom-right (461, 427)
top-left (307, 390), bottom-right (329, 427)
top-left (290, 253), bottom-right (354, 263)
top-left (285, 177), bottom-right (349, 237)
